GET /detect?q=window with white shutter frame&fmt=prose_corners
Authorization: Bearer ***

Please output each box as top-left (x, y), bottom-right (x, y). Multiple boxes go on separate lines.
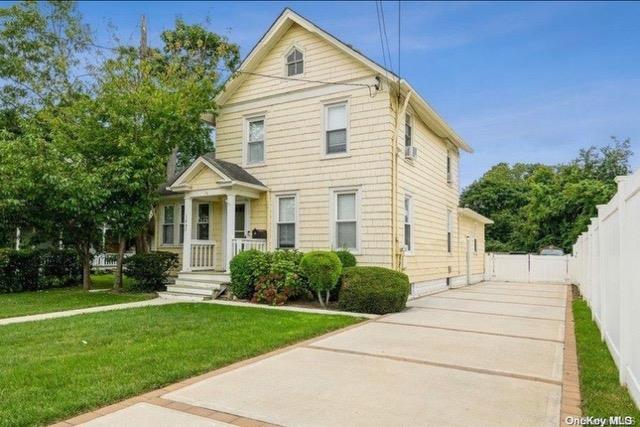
top-left (334, 190), bottom-right (358, 251)
top-left (325, 102), bottom-right (348, 155)
top-left (246, 117), bottom-right (265, 164)
top-left (277, 195), bottom-right (296, 248)
top-left (162, 205), bottom-right (175, 245)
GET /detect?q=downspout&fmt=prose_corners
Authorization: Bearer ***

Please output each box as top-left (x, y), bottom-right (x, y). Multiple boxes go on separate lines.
top-left (391, 84), bottom-right (413, 270)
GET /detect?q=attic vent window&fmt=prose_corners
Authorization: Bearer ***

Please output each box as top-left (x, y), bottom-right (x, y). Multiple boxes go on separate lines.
top-left (286, 48), bottom-right (304, 76)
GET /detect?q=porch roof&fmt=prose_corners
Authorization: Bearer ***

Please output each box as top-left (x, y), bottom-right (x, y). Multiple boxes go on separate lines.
top-left (160, 152), bottom-right (266, 196)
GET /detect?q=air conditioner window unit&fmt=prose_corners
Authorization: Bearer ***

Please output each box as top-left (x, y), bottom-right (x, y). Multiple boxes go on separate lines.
top-left (405, 145), bottom-right (418, 160)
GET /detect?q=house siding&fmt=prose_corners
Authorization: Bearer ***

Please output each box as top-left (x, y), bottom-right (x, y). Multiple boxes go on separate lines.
top-left (397, 102), bottom-right (462, 284)
top-left (215, 23), bottom-right (393, 267)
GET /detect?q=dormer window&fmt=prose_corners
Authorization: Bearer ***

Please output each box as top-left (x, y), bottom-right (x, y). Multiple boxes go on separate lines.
top-left (286, 48), bottom-right (304, 76)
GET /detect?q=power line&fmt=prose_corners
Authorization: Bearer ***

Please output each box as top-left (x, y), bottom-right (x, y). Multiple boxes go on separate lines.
top-left (237, 70), bottom-right (377, 97)
top-left (397, 0), bottom-right (401, 96)
top-left (375, 2), bottom-right (388, 72)
top-left (379, 1), bottom-right (394, 74)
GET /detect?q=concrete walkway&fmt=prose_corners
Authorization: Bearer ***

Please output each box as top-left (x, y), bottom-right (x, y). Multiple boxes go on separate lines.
top-left (60, 281), bottom-right (571, 427)
top-left (0, 298), bottom-right (176, 326)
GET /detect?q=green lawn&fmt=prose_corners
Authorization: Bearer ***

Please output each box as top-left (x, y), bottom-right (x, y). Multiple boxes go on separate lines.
top-left (0, 279), bottom-right (153, 320)
top-left (0, 303), bottom-right (360, 426)
top-left (89, 273), bottom-right (136, 289)
top-left (573, 298), bottom-right (640, 417)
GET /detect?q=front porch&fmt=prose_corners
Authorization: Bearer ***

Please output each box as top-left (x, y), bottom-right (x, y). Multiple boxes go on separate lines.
top-left (179, 193), bottom-right (267, 274)
top-left (156, 155), bottom-right (269, 299)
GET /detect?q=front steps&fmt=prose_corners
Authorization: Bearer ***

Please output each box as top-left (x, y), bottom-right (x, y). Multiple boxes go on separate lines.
top-left (159, 271), bottom-right (230, 301)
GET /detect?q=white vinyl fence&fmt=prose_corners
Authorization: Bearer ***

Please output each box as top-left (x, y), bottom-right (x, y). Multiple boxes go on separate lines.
top-left (484, 253), bottom-right (569, 283)
top-left (568, 170), bottom-right (640, 408)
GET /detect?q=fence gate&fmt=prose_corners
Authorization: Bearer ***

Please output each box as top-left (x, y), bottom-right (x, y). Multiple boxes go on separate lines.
top-left (484, 253), bottom-right (569, 283)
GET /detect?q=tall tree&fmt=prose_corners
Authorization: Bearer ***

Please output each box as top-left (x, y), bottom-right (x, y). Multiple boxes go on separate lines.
top-left (461, 138), bottom-right (633, 253)
top-left (0, 1), bottom-right (90, 124)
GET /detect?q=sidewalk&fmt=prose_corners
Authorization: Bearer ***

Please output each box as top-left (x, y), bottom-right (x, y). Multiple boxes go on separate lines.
top-left (0, 298), bottom-right (177, 326)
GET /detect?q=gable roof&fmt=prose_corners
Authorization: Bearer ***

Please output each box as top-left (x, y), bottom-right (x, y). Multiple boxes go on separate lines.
top-left (216, 8), bottom-right (472, 153)
top-left (458, 207), bottom-right (493, 225)
top-left (162, 152), bottom-right (266, 195)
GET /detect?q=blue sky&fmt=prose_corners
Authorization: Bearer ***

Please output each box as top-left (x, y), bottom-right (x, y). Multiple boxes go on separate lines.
top-left (13, 1), bottom-right (640, 187)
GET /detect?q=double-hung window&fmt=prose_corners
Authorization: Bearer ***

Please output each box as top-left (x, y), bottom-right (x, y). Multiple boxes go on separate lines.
top-left (405, 114), bottom-right (412, 147)
top-left (162, 205), bottom-right (175, 245)
top-left (404, 196), bottom-right (412, 252)
top-left (286, 48), bottom-right (303, 76)
top-left (277, 195), bottom-right (296, 248)
top-left (334, 191), bottom-right (358, 250)
top-left (246, 117), bottom-right (265, 164)
top-left (197, 204), bottom-right (210, 240)
top-left (179, 204), bottom-right (185, 244)
top-left (447, 209), bottom-right (453, 253)
top-left (325, 103), bottom-right (347, 154)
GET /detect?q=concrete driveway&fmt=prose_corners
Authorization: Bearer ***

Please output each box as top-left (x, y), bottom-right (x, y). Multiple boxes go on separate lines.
top-left (73, 281), bottom-right (568, 427)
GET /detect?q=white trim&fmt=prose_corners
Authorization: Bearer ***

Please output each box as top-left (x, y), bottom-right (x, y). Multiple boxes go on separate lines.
top-left (196, 202), bottom-right (211, 241)
top-left (446, 149), bottom-right (452, 185)
top-left (214, 8), bottom-right (472, 153)
top-left (234, 201), bottom-right (251, 239)
top-left (458, 207), bottom-right (493, 225)
top-left (284, 44), bottom-right (305, 78)
top-left (403, 194), bottom-right (413, 255)
top-left (274, 193), bottom-right (298, 249)
top-left (447, 208), bottom-right (453, 254)
top-left (161, 204), bottom-right (177, 246)
top-left (404, 112), bottom-right (413, 147)
top-left (322, 98), bottom-right (350, 157)
top-left (243, 114), bottom-right (266, 167)
top-left (329, 186), bottom-right (361, 253)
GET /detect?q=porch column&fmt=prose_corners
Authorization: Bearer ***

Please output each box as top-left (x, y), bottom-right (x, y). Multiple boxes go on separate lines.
top-left (182, 196), bottom-right (193, 272)
top-left (225, 192), bottom-right (236, 271)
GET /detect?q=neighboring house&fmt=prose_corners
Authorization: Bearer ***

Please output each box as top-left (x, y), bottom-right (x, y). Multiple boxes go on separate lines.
top-left (151, 8), bottom-right (492, 298)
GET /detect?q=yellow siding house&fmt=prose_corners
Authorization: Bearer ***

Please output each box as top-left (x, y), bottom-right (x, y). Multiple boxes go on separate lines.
top-left (152, 9), bottom-right (492, 298)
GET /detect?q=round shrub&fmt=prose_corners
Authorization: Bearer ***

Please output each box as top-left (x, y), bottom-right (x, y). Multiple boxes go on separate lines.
top-left (123, 251), bottom-right (178, 292)
top-left (334, 249), bottom-right (357, 268)
top-left (270, 249), bottom-right (307, 299)
top-left (300, 251), bottom-right (342, 306)
top-left (229, 250), bottom-right (270, 299)
top-left (338, 266), bottom-right (411, 314)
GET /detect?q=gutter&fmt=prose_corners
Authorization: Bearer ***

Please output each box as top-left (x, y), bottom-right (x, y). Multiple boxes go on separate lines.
top-left (391, 87), bottom-right (413, 270)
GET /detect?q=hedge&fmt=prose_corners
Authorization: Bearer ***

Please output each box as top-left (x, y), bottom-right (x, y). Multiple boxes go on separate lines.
top-left (0, 248), bottom-right (80, 293)
top-left (338, 266), bottom-right (410, 314)
top-left (123, 252), bottom-right (178, 292)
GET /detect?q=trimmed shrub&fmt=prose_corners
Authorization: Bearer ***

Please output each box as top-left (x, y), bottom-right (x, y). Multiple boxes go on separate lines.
top-left (330, 250), bottom-right (357, 301)
top-left (39, 249), bottom-right (81, 288)
top-left (338, 266), bottom-right (410, 314)
top-left (334, 250), bottom-right (357, 268)
top-left (252, 273), bottom-right (291, 306)
top-left (300, 251), bottom-right (342, 307)
top-left (123, 251), bottom-right (178, 292)
top-left (270, 249), bottom-right (308, 299)
top-left (229, 250), bottom-right (270, 299)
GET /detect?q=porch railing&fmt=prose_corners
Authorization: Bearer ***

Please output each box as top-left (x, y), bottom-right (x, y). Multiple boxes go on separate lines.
top-left (92, 252), bottom-right (134, 269)
top-left (191, 240), bottom-right (216, 270)
top-left (232, 238), bottom-right (267, 258)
